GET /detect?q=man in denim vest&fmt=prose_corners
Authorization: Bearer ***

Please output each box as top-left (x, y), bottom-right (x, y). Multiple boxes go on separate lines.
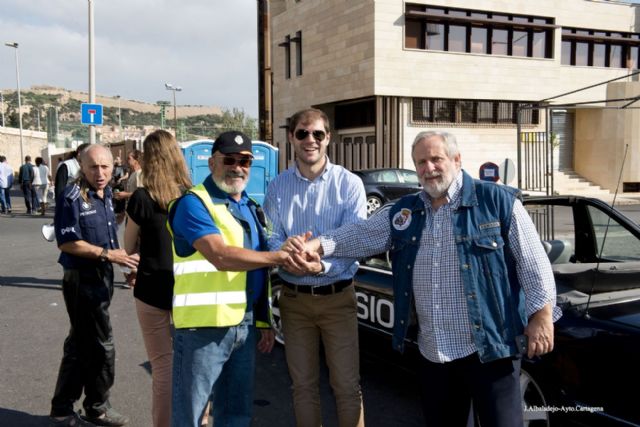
top-left (289, 131), bottom-right (561, 427)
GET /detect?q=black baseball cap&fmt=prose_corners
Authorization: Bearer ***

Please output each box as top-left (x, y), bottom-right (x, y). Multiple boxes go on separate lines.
top-left (212, 131), bottom-right (253, 157)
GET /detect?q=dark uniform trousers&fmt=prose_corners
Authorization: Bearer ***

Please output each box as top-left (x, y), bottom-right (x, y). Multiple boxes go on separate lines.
top-left (50, 263), bottom-right (116, 418)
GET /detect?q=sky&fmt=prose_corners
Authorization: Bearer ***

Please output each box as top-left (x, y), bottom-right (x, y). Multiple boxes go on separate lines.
top-left (0, 0), bottom-right (260, 116)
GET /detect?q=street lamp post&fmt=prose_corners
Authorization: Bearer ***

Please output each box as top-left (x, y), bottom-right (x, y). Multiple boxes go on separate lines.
top-left (164, 83), bottom-right (182, 134)
top-left (5, 42), bottom-right (24, 162)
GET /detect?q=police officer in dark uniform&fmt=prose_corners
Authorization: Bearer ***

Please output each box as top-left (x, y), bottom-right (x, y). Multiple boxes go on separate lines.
top-left (50, 144), bottom-right (138, 427)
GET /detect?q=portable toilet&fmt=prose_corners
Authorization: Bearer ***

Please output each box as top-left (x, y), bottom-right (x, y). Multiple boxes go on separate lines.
top-left (180, 139), bottom-right (279, 205)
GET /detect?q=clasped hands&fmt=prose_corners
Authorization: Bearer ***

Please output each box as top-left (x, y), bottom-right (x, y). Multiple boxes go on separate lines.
top-left (279, 231), bottom-right (322, 276)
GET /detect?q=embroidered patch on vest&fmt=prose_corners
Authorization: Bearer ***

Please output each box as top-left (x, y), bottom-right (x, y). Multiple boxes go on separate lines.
top-left (392, 208), bottom-right (412, 230)
top-left (479, 221), bottom-right (500, 230)
top-left (81, 201), bottom-right (92, 211)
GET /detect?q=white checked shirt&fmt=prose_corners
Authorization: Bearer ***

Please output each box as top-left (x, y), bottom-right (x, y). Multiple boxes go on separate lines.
top-left (322, 171), bottom-right (559, 363)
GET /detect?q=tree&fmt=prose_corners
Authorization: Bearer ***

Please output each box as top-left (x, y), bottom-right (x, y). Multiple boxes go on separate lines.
top-left (218, 108), bottom-right (258, 139)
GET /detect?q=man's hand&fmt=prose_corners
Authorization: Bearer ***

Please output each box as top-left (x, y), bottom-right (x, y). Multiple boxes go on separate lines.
top-left (257, 328), bottom-right (275, 354)
top-left (108, 249), bottom-right (139, 270)
top-left (281, 231), bottom-right (313, 254)
top-left (283, 251), bottom-right (322, 276)
top-left (524, 303), bottom-right (554, 358)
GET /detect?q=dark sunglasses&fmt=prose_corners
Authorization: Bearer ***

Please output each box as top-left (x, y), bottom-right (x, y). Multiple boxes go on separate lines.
top-left (220, 156), bottom-right (253, 167)
top-left (294, 129), bottom-right (326, 142)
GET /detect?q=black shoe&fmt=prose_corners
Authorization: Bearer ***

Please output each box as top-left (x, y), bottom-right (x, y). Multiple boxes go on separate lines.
top-left (50, 412), bottom-right (96, 427)
top-left (82, 408), bottom-right (129, 426)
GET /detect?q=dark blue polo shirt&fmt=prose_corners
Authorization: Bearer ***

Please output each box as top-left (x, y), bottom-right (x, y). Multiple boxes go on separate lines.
top-left (55, 184), bottom-right (120, 269)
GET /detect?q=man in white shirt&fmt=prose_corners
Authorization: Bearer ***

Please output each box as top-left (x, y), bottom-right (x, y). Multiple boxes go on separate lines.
top-left (0, 155), bottom-right (14, 214)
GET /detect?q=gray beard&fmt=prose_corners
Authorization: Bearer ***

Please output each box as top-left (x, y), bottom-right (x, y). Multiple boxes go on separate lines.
top-left (213, 175), bottom-right (247, 195)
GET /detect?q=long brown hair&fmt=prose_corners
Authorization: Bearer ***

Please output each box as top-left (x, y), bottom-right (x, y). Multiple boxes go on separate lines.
top-left (141, 130), bottom-right (192, 210)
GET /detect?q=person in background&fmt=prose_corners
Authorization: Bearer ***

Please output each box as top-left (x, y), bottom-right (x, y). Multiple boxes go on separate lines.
top-left (35, 157), bottom-right (52, 215)
top-left (30, 157), bottom-right (43, 214)
top-left (123, 131), bottom-right (191, 427)
top-left (113, 151), bottom-right (142, 203)
top-left (167, 130), bottom-right (290, 427)
top-left (112, 156), bottom-right (129, 224)
top-left (0, 155), bottom-right (13, 214)
top-left (295, 130), bottom-right (561, 427)
top-left (17, 155), bottom-right (35, 215)
top-left (263, 108), bottom-right (367, 427)
top-left (55, 143), bottom-right (91, 202)
top-left (50, 143), bottom-right (138, 427)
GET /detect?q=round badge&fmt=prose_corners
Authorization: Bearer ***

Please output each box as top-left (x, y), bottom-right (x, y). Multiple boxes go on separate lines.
top-left (392, 208), bottom-right (412, 230)
top-left (234, 135), bottom-right (244, 145)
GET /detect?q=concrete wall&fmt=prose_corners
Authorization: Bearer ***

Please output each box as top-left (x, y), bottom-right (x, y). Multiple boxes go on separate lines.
top-left (0, 126), bottom-right (48, 169)
top-left (575, 81), bottom-right (640, 192)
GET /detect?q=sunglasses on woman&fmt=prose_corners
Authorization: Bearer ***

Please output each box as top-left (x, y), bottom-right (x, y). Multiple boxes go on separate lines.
top-left (221, 156), bottom-right (253, 167)
top-left (294, 129), bottom-right (327, 142)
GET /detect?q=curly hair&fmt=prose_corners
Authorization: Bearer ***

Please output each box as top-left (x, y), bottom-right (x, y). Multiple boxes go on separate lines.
top-left (141, 130), bottom-right (192, 210)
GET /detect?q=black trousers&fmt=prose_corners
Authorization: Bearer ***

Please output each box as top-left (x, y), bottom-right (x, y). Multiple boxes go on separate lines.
top-left (418, 352), bottom-right (523, 427)
top-left (50, 264), bottom-right (116, 418)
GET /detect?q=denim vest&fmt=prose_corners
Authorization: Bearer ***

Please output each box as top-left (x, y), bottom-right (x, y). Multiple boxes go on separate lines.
top-left (389, 171), bottom-right (527, 362)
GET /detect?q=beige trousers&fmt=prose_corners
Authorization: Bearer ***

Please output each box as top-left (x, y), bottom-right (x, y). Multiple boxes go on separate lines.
top-left (135, 298), bottom-right (173, 427)
top-left (280, 284), bottom-right (365, 427)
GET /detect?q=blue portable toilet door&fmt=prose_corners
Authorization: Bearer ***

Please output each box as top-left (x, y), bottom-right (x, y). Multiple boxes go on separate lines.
top-left (181, 140), bottom-right (214, 185)
top-left (248, 141), bottom-right (279, 205)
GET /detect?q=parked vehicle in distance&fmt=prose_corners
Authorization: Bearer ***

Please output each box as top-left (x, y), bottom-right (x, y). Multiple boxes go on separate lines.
top-left (352, 168), bottom-right (422, 215)
top-left (271, 195), bottom-right (640, 427)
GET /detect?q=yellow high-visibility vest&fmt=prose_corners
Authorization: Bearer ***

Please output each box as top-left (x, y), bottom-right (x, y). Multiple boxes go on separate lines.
top-left (168, 184), bottom-right (248, 329)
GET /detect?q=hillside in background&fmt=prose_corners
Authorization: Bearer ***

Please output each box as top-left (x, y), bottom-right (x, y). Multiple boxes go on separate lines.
top-left (0, 86), bottom-right (257, 141)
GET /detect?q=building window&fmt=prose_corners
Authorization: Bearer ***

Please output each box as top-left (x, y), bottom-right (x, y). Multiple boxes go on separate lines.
top-left (412, 98), bottom-right (539, 125)
top-left (405, 4), bottom-right (554, 59)
top-left (278, 35), bottom-right (291, 79)
top-left (292, 31), bottom-right (302, 76)
top-left (561, 27), bottom-right (640, 69)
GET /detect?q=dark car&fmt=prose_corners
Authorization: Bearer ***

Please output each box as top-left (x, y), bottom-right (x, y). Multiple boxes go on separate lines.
top-left (271, 195), bottom-right (640, 426)
top-left (352, 168), bottom-right (422, 215)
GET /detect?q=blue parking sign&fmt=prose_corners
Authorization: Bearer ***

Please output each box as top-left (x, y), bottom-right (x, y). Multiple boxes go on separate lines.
top-left (81, 103), bottom-right (103, 125)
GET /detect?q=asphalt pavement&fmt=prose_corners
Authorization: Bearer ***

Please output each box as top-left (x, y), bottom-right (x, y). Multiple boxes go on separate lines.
top-left (0, 189), bottom-right (425, 427)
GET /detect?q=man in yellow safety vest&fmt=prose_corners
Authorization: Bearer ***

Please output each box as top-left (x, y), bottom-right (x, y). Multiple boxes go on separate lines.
top-left (167, 130), bottom-right (291, 427)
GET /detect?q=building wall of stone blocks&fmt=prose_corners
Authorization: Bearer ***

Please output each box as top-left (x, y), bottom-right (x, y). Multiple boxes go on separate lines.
top-left (271, 0), bottom-right (376, 160)
top-left (575, 82), bottom-right (640, 192)
top-left (373, 0), bottom-right (638, 104)
top-left (271, 0), bottom-right (640, 188)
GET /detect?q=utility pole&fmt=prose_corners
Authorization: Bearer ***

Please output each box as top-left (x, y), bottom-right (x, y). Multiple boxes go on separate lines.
top-left (88, 0), bottom-right (96, 144)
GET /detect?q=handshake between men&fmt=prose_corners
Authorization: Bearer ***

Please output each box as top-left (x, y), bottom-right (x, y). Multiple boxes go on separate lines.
top-left (279, 231), bottom-right (323, 276)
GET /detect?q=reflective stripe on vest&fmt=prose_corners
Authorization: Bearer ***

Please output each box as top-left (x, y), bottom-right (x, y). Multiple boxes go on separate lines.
top-left (169, 184), bottom-right (248, 329)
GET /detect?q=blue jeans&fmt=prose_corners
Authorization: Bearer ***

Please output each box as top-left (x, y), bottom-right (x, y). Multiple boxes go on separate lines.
top-left (0, 187), bottom-right (6, 212)
top-left (2, 187), bottom-right (11, 211)
top-left (171, 311), bottom-right (256, 427)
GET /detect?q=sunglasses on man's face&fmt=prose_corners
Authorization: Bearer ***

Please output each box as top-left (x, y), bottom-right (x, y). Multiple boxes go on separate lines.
top-left (294, 129), bottom-right (327, 142)
top-left (220, 156), bottom-right (253, 168)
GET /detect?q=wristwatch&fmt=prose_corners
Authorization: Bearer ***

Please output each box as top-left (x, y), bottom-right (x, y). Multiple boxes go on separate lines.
top-left (99, 247), bottom-right (109, 262)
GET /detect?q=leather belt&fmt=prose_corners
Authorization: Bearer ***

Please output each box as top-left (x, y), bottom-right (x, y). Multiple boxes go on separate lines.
top-left (282, 279), bottom-right (352, 296)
